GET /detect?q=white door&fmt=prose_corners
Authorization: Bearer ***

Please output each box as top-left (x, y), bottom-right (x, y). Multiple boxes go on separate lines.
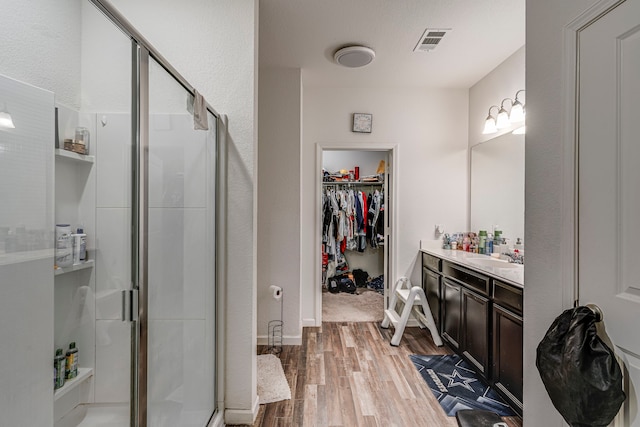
top-left (578, 0), bottom-right (640, 424)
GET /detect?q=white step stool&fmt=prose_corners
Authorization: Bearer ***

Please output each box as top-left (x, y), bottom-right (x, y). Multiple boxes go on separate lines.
top-left (381, 277), bottom-right (443, 347)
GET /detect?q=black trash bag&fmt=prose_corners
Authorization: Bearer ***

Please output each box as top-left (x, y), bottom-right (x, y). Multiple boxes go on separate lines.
top-left (536, 306), bottom-right (626, 427)
top-left (327, 277), bottom-right (340, 294)
top-left (338, 277), bottom-right (356, 294)
top-left (352, 269), bottom-right (369, 288)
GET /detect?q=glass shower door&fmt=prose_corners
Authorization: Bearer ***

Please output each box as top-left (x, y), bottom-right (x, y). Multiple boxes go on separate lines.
top-left (143, 57), bottom-right (217, 426)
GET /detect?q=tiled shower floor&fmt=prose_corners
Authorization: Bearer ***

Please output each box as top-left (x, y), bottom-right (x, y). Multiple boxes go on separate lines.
top-left (57, 404), bottom-right (212, 427)
top-left (56, 404), bottom-right (129, 427)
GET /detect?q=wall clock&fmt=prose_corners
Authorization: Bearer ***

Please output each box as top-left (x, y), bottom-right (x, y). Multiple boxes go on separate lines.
top-left (352, 113), bottom-right (372, 133)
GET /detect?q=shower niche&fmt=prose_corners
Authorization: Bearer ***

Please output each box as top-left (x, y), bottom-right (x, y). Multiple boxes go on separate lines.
top-left (53, 106), bottom-right (135, 425)
top-left (53, 114), bottom-right (97, 420)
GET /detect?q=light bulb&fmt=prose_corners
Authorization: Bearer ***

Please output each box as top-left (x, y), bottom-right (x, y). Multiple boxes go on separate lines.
top-left (496, 108), bottom-right (510, 129)
top-left (482, 117), bottom-right (497, 134)
top-left (0, 111), bottom-right (15, 129)
top-left (510, 101), bottom-right (525, 123)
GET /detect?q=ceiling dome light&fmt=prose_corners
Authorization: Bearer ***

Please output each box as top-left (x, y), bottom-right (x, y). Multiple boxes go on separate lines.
top-left (334, 46), bottom-right (376, 68)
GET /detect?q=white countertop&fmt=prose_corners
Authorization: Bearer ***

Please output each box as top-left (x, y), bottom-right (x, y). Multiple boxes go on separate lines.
top-left (420, 245), bottom-right (524, 288)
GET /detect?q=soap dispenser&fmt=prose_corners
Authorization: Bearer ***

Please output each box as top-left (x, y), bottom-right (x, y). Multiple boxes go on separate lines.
top-left (514, 237), bottom-right (524, 251)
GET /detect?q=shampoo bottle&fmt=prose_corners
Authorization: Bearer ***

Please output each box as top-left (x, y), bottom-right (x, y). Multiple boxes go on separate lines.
top-left (514, 237), bottom-right (524, 251)
top-left (478, 230), bottom-right (487, 255)
top-left (76, 228), bottom-right (87, 261)
top-left (65, 342), bottom-right (78, 379)
top-left (54, 348), bottom-right (66, 390)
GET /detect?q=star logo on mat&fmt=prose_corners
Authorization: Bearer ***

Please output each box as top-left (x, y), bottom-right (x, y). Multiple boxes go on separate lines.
top-left (440, 369), bottom-right (477, 392)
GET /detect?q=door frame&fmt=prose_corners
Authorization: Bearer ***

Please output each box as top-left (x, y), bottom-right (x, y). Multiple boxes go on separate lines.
top-left (314, 143), bottom-right (399, 323)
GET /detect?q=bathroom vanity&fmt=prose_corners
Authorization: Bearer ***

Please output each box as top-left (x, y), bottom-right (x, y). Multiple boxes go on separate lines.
top-left (421, 247), bottom-right (523, 415)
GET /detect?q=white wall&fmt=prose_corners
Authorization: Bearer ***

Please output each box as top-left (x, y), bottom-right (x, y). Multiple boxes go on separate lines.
top-left (257, 67), bottom-right (301, 344)
top-left (469, 46), bottom-right (526, 147)
top-left (0, 0), bottom-right (82, 108)
top-left (301, 86), bottom-right (469, 325)
top-left (525, 1), bottom-right (596, 425)
top-left (323, 150), bottom-right (386, 178)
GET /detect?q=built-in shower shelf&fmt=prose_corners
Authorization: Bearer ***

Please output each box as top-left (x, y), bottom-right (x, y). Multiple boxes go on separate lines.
top-left (55, 259), bottom-right (94, 276)
top-left (54, 368), bottom-right (93, 401)
top-left (55, 148), bottom-right (95, 164)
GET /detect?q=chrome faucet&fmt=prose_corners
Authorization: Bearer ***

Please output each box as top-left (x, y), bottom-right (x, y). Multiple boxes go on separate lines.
top-left (503, 251), bottom-right (524, 265)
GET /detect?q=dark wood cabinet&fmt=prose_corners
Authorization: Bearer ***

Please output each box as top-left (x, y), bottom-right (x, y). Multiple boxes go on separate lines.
top-left (462, 288), bottom-right (490, 376)
top-left (441, 278), bottom-right (461, 350)
top-left (493, 304), bottom-right (523, 414)
top-left (422, 267), bottom-right (441, 330)
top-left (422, 252), bottom-right (524, 416)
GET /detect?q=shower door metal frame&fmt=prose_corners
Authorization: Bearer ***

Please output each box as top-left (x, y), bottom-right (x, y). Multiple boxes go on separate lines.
top-left (131, 42), bottom-right (149, 427)
top-left (88, 1), bottom-right (223, 425)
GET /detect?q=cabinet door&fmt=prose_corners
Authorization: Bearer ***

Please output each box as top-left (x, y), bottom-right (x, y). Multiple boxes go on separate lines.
top-left (462, 288), bottom-right (490, 376)
top-left (492, 304), bottom-right (523, 413)
top-left (422, 267), bottom-right (441, 330)
top-left (442, 279), bottom-right (461, 350)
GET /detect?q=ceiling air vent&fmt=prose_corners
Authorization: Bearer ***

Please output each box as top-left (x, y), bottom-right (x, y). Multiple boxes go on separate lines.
top-left (413, 28), bottom-right (451, 52)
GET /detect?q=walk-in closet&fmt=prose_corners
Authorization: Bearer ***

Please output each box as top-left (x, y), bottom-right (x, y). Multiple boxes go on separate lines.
top-left (0, 1), bottom-right (220, 426)
top-left (321, 150), bottom-right (390, 322)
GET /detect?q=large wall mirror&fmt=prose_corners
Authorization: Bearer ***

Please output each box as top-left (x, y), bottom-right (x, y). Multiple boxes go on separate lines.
top-left (470, 132), bottom-right (524, 244)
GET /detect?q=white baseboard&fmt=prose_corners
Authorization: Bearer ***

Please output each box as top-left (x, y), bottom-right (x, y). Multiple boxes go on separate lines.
top-left (257, 334), bottom-right (302, 346)
top-left (302, 318), bottom-right (320, 327)
top-left (406, 319), bottom-right (420, 327)
top-left (224, 398), bottom-right (259, 425)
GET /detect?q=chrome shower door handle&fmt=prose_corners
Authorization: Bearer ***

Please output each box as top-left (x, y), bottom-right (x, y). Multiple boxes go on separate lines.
top-left (121, 289), bottom-right (139, 322)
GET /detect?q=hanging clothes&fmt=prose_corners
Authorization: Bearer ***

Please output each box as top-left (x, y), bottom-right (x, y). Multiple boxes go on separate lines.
top-left (321, 185), bottom-right (384, 257)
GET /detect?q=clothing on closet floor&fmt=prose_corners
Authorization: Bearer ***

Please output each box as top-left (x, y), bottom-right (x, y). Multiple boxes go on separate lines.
top-left (352, 269), bottom-right (369, 288)
top-left (368, 275), bottom-right (384, 294)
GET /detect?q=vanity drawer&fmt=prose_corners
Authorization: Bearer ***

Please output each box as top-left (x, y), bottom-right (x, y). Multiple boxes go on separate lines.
top-left (442, 261), bottom-right (490, 296)
top-left (422, 253), bottom-right (442, 272)
top-left (493, 280), bottom-right (523, 315)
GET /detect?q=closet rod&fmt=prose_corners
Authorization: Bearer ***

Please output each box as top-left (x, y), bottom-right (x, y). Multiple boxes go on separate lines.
top-left (322, 181), bottom-right (384, 186)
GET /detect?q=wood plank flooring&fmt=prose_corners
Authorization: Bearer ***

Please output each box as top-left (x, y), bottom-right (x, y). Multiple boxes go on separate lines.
top-left (235, 323), bottom-right (523, 427)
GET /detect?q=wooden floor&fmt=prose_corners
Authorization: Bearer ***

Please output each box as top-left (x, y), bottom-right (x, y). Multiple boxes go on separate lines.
top-left (237, 323), bottom-right (523, 427)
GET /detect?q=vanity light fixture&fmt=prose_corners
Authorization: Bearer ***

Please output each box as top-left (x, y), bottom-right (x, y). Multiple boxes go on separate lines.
top-left (482, 105), bottom-right (499, 134)
top-left (482, 89), bottom-right (525, 134)
top-left (510, 90), bottom-right (526, 123)
top-left (0, 103), bottom-right (15, 129)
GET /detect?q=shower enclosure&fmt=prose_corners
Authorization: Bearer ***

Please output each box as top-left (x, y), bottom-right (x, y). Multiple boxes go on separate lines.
top-left (0, 1), bottom-right (220, 426)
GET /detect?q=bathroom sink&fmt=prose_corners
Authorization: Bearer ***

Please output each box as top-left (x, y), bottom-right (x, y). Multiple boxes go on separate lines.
top-left (466, 257), bottom-right (522, 269)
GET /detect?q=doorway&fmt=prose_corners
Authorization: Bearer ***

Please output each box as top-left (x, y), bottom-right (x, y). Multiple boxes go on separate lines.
top-left (317, 146), bottom-right (397, 323)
